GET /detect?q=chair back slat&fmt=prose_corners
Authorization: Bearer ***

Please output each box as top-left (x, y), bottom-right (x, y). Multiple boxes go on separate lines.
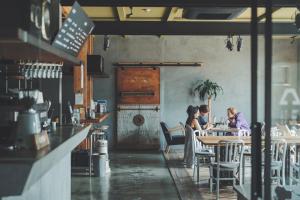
top-left (224, 143), bottom-right (228, 162)
top-left (271, 139), bottom-right (287, 163)
top-left (217, 140), bottom-right (244, 165)
top-left (228, 143), bottom-right (233, 162)
top-left (233, 143), bottom-right (238, 162)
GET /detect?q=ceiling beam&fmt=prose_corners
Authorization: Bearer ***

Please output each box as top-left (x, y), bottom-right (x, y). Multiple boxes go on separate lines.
top-left (61, 0), bottom-right (298, 7)
top-left (162, 7), bottom-right (179, 21)
top-left (115, 7), bottom-right (127, 37)
top-left (116, 7), bottom-right (127, 21)
top-left (257, 8), bottom-right (281, 22)
top-left (91, 21), bottom-right (299, 35)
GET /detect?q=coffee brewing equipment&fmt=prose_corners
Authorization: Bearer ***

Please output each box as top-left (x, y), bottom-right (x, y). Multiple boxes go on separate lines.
top-left (0, 89), bottom-right (50, 148)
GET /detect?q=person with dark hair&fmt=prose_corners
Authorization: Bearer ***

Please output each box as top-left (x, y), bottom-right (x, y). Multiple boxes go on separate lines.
top-left (184, 105), bottom-right (201, 167)
top-left (185, 106), bottom-right (202, 131)
top-left (198, 104), bottom-right (213, 130)
top-left (186, 105), bottom-right (194, 115)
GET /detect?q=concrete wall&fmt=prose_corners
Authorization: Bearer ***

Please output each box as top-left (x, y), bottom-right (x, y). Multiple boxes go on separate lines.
top-left (92, 35), bottom-right (298, 149)
top-left (0, 36), bottom-right (297, 149)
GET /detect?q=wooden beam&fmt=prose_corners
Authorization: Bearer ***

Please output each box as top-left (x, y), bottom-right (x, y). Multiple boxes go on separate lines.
top-left (257, 8), bottom-right (281, 22)
top-left (91, 21), bottom-right (299, 35)
top-left (60, 0), bottom-right (298, 7)
top-left (115, 7), bottom-right (127, 37)
top-left (162, 7), bottom-right (180, 21)
top-left (116, 7), bottom-right (127, 21)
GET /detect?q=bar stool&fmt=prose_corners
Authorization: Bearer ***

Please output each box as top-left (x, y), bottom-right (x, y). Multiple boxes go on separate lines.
top-left (100, 125), bottom-right (109, 140)
top-left (88, 125), bottom-right (110, 176)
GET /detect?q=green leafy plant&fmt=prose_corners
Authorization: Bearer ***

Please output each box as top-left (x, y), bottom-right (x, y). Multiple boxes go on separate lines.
top-left (192, 79), bottom-right (223, 122)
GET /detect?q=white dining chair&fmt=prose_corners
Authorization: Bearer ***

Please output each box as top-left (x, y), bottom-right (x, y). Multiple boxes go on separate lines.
top-left (269, 139), bottom-right (287, 186)
top-left (209, 140), bottom-right (244, 199)
top-left (290, 148), bottom-right (300, 187)
top-left (238, 129), bottom-right (251, 136)
top-left (276, 124), bottom-right (293, 137)
top-left (184, 125), bottom-right (195, 168)
top-left (193, 129), bottom-right (215, 182)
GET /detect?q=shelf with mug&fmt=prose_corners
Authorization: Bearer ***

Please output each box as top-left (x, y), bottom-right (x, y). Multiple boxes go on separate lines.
top-left (0, 28), bottom-right (81, 66)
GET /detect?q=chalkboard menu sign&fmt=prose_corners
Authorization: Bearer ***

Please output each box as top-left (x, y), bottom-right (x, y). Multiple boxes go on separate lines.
top-left (52, 1), bottom-right (95, 56)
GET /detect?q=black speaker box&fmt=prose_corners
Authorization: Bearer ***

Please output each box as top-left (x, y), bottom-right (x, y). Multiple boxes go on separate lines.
top-left (87, 55), bottom-right (104, 74)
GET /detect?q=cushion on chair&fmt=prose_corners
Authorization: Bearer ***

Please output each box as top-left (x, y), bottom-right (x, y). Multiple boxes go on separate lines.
top-left (262, 161), bottom-right (282, 168)
top-left (210, 162), bottom-right (240, 169)
top-left (195, 149), bottom-right (215, 157)
top-left (169, 135), bottom-right (185, 145)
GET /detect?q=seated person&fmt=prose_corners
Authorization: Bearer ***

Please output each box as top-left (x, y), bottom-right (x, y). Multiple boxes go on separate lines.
top-left (186, 106), bottom-right (202, 132)
top-left (227, 107), bottom-right (250, 136)
top-left (198, 104), bottom-right (213, 130)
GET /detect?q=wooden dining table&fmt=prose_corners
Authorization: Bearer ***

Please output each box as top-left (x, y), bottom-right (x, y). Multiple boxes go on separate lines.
top-left (198, 135), bottom-right (300, 145)
top-left (197, 136), bottom-right (252, 145)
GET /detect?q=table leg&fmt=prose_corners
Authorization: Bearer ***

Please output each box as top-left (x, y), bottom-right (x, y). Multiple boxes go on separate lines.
top-left (296, 144), bottom-right (300, 163)
top-left (286, 144), bottom-right (291, 185)
top-left (197, 157), bottom-right (200, 182)
top-left (242, 155), bottom-right (245, 184)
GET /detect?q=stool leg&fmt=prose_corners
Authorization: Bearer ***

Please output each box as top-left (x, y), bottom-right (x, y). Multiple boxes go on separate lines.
top-left (89, 134), bottom-right (93, 176)
top-left (197, 157), bottom-right (200, 183)
top-left (104, 131), bottom-right (108, 140)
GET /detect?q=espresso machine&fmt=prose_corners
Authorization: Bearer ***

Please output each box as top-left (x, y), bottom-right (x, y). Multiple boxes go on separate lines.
top-left (0, 89), bottom-right (50, 149)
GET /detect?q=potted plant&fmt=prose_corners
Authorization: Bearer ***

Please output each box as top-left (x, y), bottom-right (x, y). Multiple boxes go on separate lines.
top-left (192, 79), bottom-right (223, 123)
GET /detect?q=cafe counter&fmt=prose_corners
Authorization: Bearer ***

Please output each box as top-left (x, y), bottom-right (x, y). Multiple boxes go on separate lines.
top-left (0, 124), bottom-right (91, 200)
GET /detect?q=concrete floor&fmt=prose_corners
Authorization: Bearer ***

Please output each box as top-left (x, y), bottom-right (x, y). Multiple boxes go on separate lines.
top-left (71, 151), bottom-right (180, 200)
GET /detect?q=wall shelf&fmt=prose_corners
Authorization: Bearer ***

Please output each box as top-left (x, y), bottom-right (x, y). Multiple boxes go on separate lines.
top-left (0, 28), bottom-right (81, 66)
top-left (119, 91), bottom-right (155, 96)
top-left (114, 62), bottom-right (203, 67)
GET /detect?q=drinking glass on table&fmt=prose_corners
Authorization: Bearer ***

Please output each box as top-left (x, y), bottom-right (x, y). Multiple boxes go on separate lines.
top-left (220, 117), bottom-right (225, 125)
top-left (213, 116), bottom-right (217, 124)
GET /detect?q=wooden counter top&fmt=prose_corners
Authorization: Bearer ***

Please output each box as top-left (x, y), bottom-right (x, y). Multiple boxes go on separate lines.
top-left (80, 112), bottom-right (111, 124)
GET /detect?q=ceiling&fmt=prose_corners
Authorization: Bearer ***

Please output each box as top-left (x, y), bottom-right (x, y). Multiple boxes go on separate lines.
top-left (61, 6), bottom-right (300, 36)
top-left (62, 7), bottom-right (298, 22)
